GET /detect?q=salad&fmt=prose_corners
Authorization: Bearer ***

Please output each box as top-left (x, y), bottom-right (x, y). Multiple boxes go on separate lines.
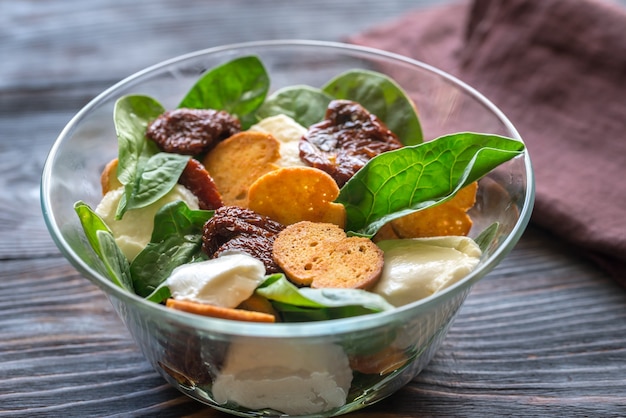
top-left (73, 55), bottom-right (525, 415)
top-left (76, 55), bottom-right (524, 323)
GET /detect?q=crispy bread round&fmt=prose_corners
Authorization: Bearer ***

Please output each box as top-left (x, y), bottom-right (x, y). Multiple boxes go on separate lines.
top-left (100, 158), bottom-right (122, 195)
top-left (273, 221), bottom-right (383, 289)
top-left (248, 166), bottom-right (346, 227)
top-left (272, 221), bottom-right (346, 286)
top-left (202, 131), bottom-right (280, 207)
top-left (307, 237), bottom-right (383, 289)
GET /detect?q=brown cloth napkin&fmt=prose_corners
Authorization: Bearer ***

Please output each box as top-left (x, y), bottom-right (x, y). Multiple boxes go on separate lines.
top-left (349, 0), bottom-right (626, 288)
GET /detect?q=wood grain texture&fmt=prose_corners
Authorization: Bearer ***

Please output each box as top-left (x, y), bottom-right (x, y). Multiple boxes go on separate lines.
top-left (1, 0), bottom-right (625, 417)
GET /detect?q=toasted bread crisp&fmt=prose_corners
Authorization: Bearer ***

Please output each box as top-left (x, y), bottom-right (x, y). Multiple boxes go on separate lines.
top-left (202, 131), bottom-right (281, 207)
top-left (273, 221), bottom-right (383, 289)
top-left (272, 222), bottom-right (346, 286)
top-left (309, 237), bottom-right (384, 289)
top-left (166, 298), bottom-right (276, 323)
top-left (100, 158), bottom-right (122, 195)
top-left (248, 166), bottom-right (346, 228)
top-left (390, 182), bottom-right (478, 238)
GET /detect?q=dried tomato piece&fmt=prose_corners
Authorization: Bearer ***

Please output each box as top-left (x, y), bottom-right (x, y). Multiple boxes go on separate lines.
top-left (300, 100), bottom-right (403, 187)
top-left (178, 158), bottom-right (223, 210)
top-left (202, 206), bottom-right (285, 273)
top-left (146, 108), bottom-right (241, 155)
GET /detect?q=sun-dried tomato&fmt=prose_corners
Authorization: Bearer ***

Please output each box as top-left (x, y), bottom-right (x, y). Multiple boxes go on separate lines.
top-left (146, 108), bottom-right (240, 155)
top-left (300, 100), bottom-right (403, 186)
top-left (202, 206), bottom-right (285, 273)
top-left (178, 158), bottom-right (223, 210)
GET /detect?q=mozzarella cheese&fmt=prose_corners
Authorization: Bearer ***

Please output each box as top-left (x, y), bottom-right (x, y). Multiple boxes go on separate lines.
top-left (95, 185), bottom-right (199, 261)
top-left (212, 338), bottom-right (352, 415)
top-left (249, 114), bottom-right (307, 168)
top-left (373, 236), bottom-right (482, 306)
top-left (165, 252), bottom-right (266, 308)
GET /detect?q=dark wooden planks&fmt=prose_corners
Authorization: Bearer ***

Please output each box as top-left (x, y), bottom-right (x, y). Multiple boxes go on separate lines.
top-left (2, 228), bottom-right (624, 417)
top-left (0, 0), bottom-right (450, 90)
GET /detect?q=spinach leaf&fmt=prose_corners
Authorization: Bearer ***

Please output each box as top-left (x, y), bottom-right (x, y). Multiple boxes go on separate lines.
top-left (130, 201), bottom-right (213, 297)
top-left (336, 132), bottom-right (525, 236)
top-left (145, 285), bottom-right (172, 304)
top-left (74, 201), bottom-right (133, 292)
top-left (122, 152), bottom-right (190, 213)
top-left (113, 95), bottom-right (164, 219)
top-left (178, 55), bottom-right (269, 129)
top-left (474, 222), bottom-right (500, 254)
top-left (256, 85), bottom-right (333, 128)
top-left (322, 69), bottom-right (423, 145)
top-left (299, 287), bottom-right (394, 311)
top-left (256, 274), bottom-right (325, 308)
top-left (257, 274), bottom-right (394, 322)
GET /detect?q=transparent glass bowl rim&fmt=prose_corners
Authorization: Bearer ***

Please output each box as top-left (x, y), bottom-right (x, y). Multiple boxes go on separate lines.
top-left (41, 39), bottom-right (535, 339)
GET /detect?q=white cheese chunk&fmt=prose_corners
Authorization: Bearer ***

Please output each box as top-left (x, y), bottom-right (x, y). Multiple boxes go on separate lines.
top-left (249, 114), bottom-right (307, 168)
top-left (165, 252), bottom-right (266, 308)
top-left (95, 185), bottom-right (199, 261)
top-left (373, 236), bottom-right (482, 306)
top-left (212, 338), bottom-right (352, 415)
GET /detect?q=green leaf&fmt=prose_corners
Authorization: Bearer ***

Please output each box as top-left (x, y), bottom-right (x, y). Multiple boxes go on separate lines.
top-left (178, 55), bottom-right (269, 129)
top-left (298, 287), bottom-right (394, 312)
top-left (323, 69), bottom-right (423, 145)
top-left (256, 85), bottom-right (333, 127)
top-left (74, 201), bottom-right (133, 292)
top-left (256, 274), bottom-right (325, 308)
top-left (130, 201), bottom-right (213, 297)
top-left (257, 274), bottom-right (394, 322)
top-left (113, 95), bottom-right (164, 219)
top-left (145, 285), bottom-right (172, 304)
top-left (123, 152), bottom-right (190, 213)
top-left (336, 132), bottom-right (525, 236)
top-left (474, 222), bottom-right (500, 254)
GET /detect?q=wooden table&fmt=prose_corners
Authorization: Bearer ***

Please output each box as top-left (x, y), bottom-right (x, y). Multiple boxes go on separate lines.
top-left (2, 1), bottom-right (625, 416)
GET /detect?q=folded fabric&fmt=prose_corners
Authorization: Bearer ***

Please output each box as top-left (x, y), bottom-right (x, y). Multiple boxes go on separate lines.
top-left (349, 0), bottom-right (626, 288)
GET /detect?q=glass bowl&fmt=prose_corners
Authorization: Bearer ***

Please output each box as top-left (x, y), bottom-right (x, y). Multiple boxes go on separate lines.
top-left (41, 40), bottom-right (534, 417)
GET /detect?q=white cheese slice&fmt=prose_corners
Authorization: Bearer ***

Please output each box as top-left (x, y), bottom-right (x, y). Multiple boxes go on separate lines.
top-left (373, 236), bottom-right (482, 306)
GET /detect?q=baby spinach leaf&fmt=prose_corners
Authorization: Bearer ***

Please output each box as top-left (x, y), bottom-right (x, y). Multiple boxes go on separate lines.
top-left (298, 287), bottom-right (394, 312)
top-left (336, 132), bottom-right (525, 236)
top-left (145, 285), bottom-right (172, 304)
top-left (74, 201), bottom-right (133, 292)
top-left (130, 201), bottom-right (213, 297)
top-left (323, 69), bottom-right (423, 145)
top-left (113, 95), bottom-right (164, 219)
top-left (178, 55), bottom-right (269, 129)
top-left (122, 152), bottom-right (190, 213)
top-left (474, 222), bottom-right (500, 254)
top-left (257, 274), bottom-right (394, 322)
top-left (256, 274), bottom-right (325, 308)
top-left (256, 85), bottom-right (333, 128)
